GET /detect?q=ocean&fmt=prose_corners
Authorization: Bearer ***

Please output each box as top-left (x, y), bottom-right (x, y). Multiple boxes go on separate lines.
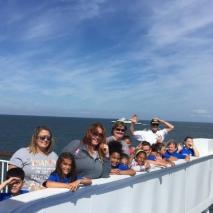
top-left (0, 114), bottom-right (213, 158)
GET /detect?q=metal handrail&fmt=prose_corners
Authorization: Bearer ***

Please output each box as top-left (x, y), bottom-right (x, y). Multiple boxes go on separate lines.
top-left (0, 159), bottom-right (9, 192)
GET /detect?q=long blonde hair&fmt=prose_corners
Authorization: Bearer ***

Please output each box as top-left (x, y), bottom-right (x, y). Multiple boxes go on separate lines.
top-left (29, 126), bottom-right (54, 154)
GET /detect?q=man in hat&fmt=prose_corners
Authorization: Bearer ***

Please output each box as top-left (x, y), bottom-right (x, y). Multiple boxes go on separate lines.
top-left (130, 114), bottom-right (174, 145)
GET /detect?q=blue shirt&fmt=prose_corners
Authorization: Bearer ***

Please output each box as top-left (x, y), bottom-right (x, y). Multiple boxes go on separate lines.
top-left (163, 151), bottom-right (186, 159)
top-left (112, 163), bottom-right (129, 170)
top-left (147, 154), bottom-right (157, 161)
top-left (0, 189), bottom-right (28, 201)
top-left (180, 147), bottom-right (195, 156)
top-left (117, 163), bottom-right (129, 170)
top-left (47, 171), bottom-right (81, 183)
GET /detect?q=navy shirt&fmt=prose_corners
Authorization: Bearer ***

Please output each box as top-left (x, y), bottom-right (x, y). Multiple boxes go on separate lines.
top-left (47, 171), bottom-right (81, 183)
top-left (180, 147), bottom-right (195, 156)
top-left (147, 154), bottom-right (157, 161)
top-left (0, 189), bottom-right (28, 201)
top-left (111, 163), bottom-right (129, 170)
top-left (163, 151), bottom-right (186, 159)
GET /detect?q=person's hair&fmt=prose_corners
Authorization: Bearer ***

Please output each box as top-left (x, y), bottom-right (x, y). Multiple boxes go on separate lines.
top-left (108, 141), bottom-right (123, 156)
top-left (166, 139), bottom-right (177, 148)
top-left (155, 143), bottom-right (166, 153)
top-left (54, 152), bottom-right (77, 181)
top-left (184, 136), bottom-right (193, 142)
top-left (82, 123), bottom-right (106, 158)
top-left (121, 153), bottom-right (130, 160)
top-left (123, 135), bottom-right (131, 140)
top-left (135, 149), bottom-right (147, 158)
top-left (142, 141), bottom-right (151, 147)
top-left (82, 123), bottom-right (106, 145)
top-left (6, 168), bottom-right (25, 181)
top-left (29, 126), bottom-right (54, 154)
top-left (151, 143), bottom-right (158, 152)
top-left (111, 121), bottom-right (127, 135)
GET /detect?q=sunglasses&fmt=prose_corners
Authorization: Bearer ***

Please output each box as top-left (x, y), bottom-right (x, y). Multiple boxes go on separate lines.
top-left (115, 128), bottom-right (125, 133)
top-left (37, 136), bottom-right (51, 142)
top-left (92, 132), bottom-right (104, 138)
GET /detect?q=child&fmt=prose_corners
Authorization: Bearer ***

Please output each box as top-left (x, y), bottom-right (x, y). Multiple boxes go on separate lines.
top-left (0, 168), bottom-right (28, 201)
top-left (118, 153), bottom-right (131, 170)
top-left (109, 142), bottom-right (135, 176)
top-left (131, 149), bottom-right (150, 172)
top-left (165, 140), bottom-right (190, 161)
top-left (123, 135), bottom-right (135, 156)
top-left (46, 152), bottom-right (92, 191)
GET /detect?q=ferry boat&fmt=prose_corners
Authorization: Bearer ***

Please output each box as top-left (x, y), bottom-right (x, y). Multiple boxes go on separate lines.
top-left (0, 138), bottom-right (213, 213)
top-left (112, 117), bottom-right (142, 124)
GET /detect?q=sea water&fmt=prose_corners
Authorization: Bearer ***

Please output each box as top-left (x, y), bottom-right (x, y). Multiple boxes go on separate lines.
top-left (0, 114), bottom-right (213, 156)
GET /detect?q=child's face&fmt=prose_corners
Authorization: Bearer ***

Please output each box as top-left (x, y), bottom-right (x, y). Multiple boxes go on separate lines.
top-left (167, 143), bottom-right (176, 153)
top-left (124, 139), bottom-right (131, 147)
top-left (142, 145), bottom-right (151, 155)
top-left (160, 147), bottom-right (166, 155)
top-left (8, 178), bottom-right (23, 195)
top-left (110, 152), bottom-right (121, 167)
top-left (121, 157), bottom-right (129, 165)
top-left (61, 158), bottom-right (72, 175)
top-left (136, 153), bottom-right (146, 165)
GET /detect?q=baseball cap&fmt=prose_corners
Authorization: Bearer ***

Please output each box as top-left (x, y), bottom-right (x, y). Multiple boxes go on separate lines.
top-left (150, 118), bottom-right (159, 125)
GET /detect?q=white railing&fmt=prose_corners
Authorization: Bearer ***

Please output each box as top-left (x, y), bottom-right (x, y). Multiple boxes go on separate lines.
top-left (0, 138), bottom-right (212, 213)
top-left (0, 159), bottom-right (9, 193)
top-left (0, 154), bottom-right (212, 213)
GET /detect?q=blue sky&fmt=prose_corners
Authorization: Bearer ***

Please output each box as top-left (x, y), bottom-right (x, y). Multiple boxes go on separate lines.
top-left (0, 0), bottom-right (213, 122)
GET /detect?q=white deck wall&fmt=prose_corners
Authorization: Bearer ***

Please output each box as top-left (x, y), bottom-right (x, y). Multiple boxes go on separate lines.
top-left (0, 138), bottom-right (213, 213)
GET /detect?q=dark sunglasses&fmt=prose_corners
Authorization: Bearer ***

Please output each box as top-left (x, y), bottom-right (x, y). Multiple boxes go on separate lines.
top-left (115, 128), bottom-right (125, 133)
top-left (93, 132), bottom-right (104, 138)
top-left (37, 136), bottom-right (51, 141)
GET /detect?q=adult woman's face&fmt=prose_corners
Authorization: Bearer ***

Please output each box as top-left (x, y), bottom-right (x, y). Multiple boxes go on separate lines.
top-left (113, 125), bottom-right (125, 140)
top-left (36, 129), bottom-right (51, 152)
top-left (91, 127), bottom-right (104, 147)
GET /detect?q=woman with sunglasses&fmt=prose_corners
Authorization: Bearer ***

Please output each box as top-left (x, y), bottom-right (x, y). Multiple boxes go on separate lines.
top-left (9, 126), bottom-right (58, 191)
top-left (107, 121), bottom-right (129, 155)
top-left (62, 123), bottom-right (111, 179)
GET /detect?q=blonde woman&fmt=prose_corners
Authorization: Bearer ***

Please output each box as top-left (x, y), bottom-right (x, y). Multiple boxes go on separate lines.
top-left (9, 126), bottom-right (58, 191)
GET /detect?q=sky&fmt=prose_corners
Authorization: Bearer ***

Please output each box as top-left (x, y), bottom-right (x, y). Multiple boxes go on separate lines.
top-left (0, 0), bottom-right (213, 122)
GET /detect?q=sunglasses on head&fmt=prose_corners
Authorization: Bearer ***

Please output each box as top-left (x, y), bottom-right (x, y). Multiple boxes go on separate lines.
top-left (115, 128), bottom-right (125, 132)
top-left (38, 136), bottom-right (51, 141)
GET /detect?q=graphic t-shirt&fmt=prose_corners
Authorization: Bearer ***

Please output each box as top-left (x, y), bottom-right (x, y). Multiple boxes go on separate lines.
top-left (9, 147), bottom-right (58, 190)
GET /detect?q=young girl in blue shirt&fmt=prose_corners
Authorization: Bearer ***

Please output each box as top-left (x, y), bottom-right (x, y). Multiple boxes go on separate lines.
top-left (46, 152), bottom-right (92, 191)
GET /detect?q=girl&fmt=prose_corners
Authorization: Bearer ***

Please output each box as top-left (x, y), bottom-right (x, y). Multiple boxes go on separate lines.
top-left (131, 150), bottom-right (150, 172)
top-left (109, 141), bottom-right (135, 176)
top-left (46, 152), bottom-right (92, 191)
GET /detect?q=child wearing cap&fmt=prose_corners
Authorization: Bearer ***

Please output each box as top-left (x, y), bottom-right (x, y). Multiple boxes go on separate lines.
top-left (0, 168), bottom-right (28, 201)
top-left (131, 149), bottom-right (150, 172)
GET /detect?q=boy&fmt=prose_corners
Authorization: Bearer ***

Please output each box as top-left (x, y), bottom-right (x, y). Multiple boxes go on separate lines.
top-left (0, 168), bottom-right (28, 201)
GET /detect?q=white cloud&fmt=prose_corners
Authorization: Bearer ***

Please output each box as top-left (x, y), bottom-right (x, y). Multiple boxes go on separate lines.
top-left (0, 0), bottom-right (213, 122)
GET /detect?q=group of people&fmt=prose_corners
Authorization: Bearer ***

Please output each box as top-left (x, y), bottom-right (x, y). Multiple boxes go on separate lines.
top-left (0, 115), bottom-right (200, 201)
